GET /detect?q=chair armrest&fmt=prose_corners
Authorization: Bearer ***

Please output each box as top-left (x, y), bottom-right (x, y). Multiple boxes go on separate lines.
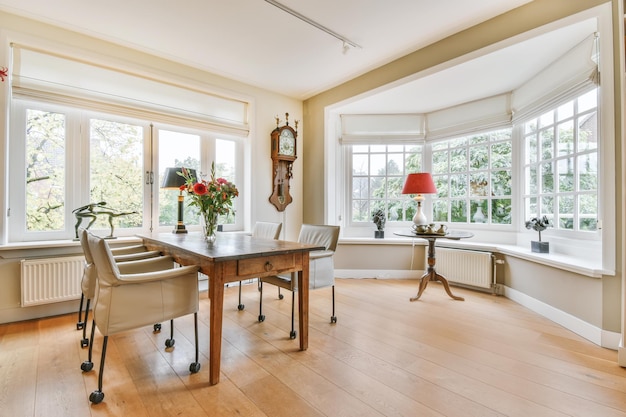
top-left (113, 250), bottom-right (161, 262)
top-left (110, 244), bottom-right (147, 255)
top-left (119, 265), bottom-right (200, 284)
top-left (310, 250), bottom-right (334, 260)
top-left (117, 256), bottom-right (175, 274)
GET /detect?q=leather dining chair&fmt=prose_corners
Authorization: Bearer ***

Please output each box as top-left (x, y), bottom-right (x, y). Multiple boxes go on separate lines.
top-left (236, 221), bottom-right (282, 311)
top-left (258, 224), bottom-right (340, 339)
top-left (76, 228), bottom-right (162, 348)
top-left (80, 231), bottom-right (201, 404)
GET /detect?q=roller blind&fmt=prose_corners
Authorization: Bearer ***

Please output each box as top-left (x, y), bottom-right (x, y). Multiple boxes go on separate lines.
top-left (11, 44), bottom-right (249, 136)
top-left (511, 33), bottom-right (599, 123)
top-left (339, 114), bottom-right (425, 144)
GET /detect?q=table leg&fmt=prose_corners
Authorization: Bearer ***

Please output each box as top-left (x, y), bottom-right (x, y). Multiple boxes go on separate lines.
top-left (297, 253), bottom-right (310, 350)
top-left (434, 272), bottom-right (465, 301)
top-left (410, 270), bottom-right (431, 301)
top-left (208, 263), bottom-right (224, 385)
top-left (411, 237), bottom-right (464, 301)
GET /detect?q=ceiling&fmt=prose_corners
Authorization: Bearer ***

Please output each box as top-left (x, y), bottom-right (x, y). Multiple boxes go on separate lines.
top-left (0, 0), bottom-right (598, 114)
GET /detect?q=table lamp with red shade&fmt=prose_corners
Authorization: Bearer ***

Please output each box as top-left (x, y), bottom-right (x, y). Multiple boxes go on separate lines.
top-left (401, 173), bottom-right (437, 228)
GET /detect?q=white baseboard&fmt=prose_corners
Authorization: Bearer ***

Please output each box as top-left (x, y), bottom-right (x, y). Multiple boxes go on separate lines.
top-left (504, 286), bottom-right (619, 350)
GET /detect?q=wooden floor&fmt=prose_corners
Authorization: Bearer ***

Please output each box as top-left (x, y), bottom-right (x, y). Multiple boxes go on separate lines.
top-left (1, 278), bottom-right (625, 417)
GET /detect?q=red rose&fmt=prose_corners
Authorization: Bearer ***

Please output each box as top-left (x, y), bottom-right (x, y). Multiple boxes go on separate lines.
top-left (193, 182), bottom-right (208, 195)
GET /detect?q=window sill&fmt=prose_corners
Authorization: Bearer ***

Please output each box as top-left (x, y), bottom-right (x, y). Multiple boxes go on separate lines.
top-left (338, 236), bottom-right (611, 278)
top-left (0, 236), bottom-right (143, 252)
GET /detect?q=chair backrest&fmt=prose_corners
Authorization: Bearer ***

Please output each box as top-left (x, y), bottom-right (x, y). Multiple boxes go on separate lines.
top-left (298, 224), bottom-right (340, 252)
top-left (86, 232), bottom-right (121, 287)
top-left (78, 228), bottom-right (95, 264)
top-left (252, 222), bottom-right (282, 240)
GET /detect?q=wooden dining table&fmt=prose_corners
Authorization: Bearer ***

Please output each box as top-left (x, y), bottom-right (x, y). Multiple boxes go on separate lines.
top-left (138, 232), bottom-right (324, 385)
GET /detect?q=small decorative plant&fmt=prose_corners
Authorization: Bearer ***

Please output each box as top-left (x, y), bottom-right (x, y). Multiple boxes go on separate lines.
top-left (372, 209), bottom-right (386, 238)
top-left (525, 215), bottom-right (551, 253)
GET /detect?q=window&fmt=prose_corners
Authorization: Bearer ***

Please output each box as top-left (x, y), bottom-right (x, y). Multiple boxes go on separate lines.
top-left (431, 129), bottom-right (513, 225)
top-left (349, 144), bottom-right (422, 225)
top-left (10, 99), bottom-right (244, 241)
top-left (523, 89), bottom-right (598, 232)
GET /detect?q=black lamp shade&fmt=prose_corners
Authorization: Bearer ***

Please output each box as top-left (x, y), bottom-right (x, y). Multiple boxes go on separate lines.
top-left (161, 167), bottom-right (196, 189)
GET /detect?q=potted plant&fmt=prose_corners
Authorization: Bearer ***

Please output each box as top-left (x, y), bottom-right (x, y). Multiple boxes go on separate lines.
top-left (372, 209), bottom-right (386, 239)
top-left (525, 215), bottom-right (551, 253)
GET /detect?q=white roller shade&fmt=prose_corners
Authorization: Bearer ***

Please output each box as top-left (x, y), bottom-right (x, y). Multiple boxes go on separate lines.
top-left (340, 114), bottom-right (425, 144)
top-left (425, 94), bottom-right (511, 141)
top-left (11, 44), bottom-right (249, 136)
top-left (511, 33), bottom-right (598, 123)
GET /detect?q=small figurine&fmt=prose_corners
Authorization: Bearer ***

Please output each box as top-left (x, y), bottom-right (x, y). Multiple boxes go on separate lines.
top-left (73, 202), bottom-right (136, 239)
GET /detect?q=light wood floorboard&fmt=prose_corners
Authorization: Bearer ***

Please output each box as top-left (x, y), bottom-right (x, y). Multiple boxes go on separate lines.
top-left (1, 278), bottom-right (625, 417)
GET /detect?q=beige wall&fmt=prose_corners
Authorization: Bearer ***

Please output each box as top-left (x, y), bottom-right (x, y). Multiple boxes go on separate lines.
top-left (303, 0), bottom-right (623, 341)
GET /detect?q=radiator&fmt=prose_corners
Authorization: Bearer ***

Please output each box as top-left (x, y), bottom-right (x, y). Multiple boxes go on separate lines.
top-left (20, 256), bottom-right (85, 307)
top-left (427, 248), bottom-right (493, 289)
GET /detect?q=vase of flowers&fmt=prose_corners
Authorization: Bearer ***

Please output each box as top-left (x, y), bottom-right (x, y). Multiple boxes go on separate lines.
top-left (180, 163), bottom-right (239, 243)
top-left (525, 215), bottom-right (551, 253)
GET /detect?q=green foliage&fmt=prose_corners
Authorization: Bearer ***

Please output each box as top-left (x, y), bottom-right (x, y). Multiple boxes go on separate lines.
top-left (25, 110), bottom-right (66, 231)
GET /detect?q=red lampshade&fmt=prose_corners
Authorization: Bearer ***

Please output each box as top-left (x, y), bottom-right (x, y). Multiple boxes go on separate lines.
top-left (401, 173), bottom-right (437, 195)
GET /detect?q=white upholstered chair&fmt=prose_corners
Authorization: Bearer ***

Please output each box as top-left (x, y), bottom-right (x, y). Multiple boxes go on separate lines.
top-left (76, 228), bottom-right (162, 347)
top-left (258, 224), bottom-right (340, 339)
top-left (80, 231), bottom-right (201, 404)
top-left (236, 221), bottom-right (282, 310)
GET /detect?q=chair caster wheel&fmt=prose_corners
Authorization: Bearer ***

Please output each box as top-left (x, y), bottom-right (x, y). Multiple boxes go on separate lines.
top-left (189, 362), bottom-right (201, 373)
top-left (89, 390), bottom-right (104, 404)
top-left (237, 304), bottom-right (245, 311)
top-left (258, 315), bottom-right (265, 322)
top-left (165, 338), bottom-right (175, 348)
top-left (81, 338), bottom-right (89, 348)
top-left (153, 323), bottom-right (162, 332)
top-left (330, 316), bottom-right (337, 324)
top-left (76, 322), bottom-right (84, 330)
top-left (278, 294), bottom-right (284, 300)
top-left (289, 330), bottom-right (297, 339)
top-left (81, 361), bottom-right (94, 372)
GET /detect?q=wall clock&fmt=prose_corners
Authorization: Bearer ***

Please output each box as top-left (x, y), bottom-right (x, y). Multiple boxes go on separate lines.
top-left (269, 113), bottom-right (298, 211)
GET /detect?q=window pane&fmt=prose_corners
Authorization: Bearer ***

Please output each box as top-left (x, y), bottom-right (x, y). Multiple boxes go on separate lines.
top-left (469, 173), bottom-right (488, 197)
top-left (432, 200), bottom-right (448, 222)
top-left (578, 153), bottom-right (597, 191)
top-left (470, 200), bottom-right (487, 223)
top-left (557, 120), bottom-right (574, 156)
top-left (492, 170), bottom-right (511, 196)
top-left (491, 142), bottom-right (512, 168)
top-left (450, 174), bottom-right (467, 197)
top-left (353, 154), bottom-right (368, 175)
top-left (558, 195), bottom-right (574, 230)
top-left (579, 194), bottom-right (597, 231)
top-left (541, 129), bottom-right (554, 160)
top-left (158, 130), bottom-right (201, 227)
top-left (578, 89), bottom-right (597, 113)
top-left (557, 100), bottom-right (574, 121)
top-left (90, 119), bottom-right (144, 230)
top-left (469, 145), bottom-right (488, 170)
top-left (26, 110), bottom-right (66, 231)
top-left (541, 162), bottom-right (554, 193)
top-left (492, 198), bottom-right (511, 224)
top-left (578, 111), bottom-right (597, 151)
top-left (352, 200), bottom-right (369, 222)
top-left (432, 149), bottom-right (449, 174)
top-left (557, 157), bottom-right (574, 192)
top-left (450, 200), bottom-right (467, 223)
top-left (352, 177), bottom-right (368, 199)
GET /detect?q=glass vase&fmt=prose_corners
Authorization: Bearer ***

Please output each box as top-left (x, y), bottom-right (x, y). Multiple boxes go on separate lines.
top-left (202, 211), bottom-right (218, 243)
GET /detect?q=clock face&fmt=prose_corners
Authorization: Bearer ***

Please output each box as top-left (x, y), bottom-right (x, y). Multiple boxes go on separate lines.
top-left (278, 129), bottom-right (295, 156)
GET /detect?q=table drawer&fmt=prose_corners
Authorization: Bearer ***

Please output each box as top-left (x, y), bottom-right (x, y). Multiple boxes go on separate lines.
top-left (238, 254), bottom-right (295, 276)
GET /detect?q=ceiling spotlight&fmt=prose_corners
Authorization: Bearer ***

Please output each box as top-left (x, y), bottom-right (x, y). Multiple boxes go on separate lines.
top-left (342, 42), bottom-right (351, 55)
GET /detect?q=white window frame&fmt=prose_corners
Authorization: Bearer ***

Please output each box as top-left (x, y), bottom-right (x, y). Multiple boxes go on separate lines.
top-left (9, 98), bottom-right (245, 242)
